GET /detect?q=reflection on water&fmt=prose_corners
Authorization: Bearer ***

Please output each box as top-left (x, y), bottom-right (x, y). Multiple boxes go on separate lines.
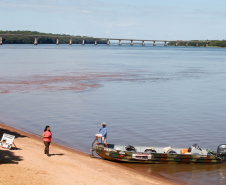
top-left (122, 163), bottom-right (226, 185)
top-left (1, 44), bottom-right (226, 184)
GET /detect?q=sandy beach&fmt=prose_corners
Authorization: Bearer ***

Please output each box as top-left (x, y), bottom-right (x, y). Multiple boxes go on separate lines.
top-left (0, 123), bottom-right (177, 185)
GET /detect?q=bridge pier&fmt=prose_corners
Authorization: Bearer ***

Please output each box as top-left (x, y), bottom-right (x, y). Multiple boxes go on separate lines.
top-left (196, 42), bottom-right (198, 47)
top-left (94, 39), bottom-right (97, 45)
top-left (34, 37), bottom-right (38, 45)
top-left (130, 40), bottom-right (133, 46)
top-left (82, 39), bottom-right (85, 45)
top-left (0, 37), bottom-right (2, 45)
top-left (107, 39), bottom-right (110, 45)
top-left (56, 37), bottom-right (59, 45)
top-left (69, 38), bottom-right (72, 45)
top-left (186, 42), bottom-right (188, 47)
top-left (119, 40), bottom-right (122, 46)
top-left (153, 41), bottom-right (156, 46)
top-left (142, 41), bottom-right (145, 46)
top-left (175, 42), bottom-right (178, 46)
top-left (164, 41), bottom-right (167, 46)
top-left (205, 42), bottom-right (209, 47)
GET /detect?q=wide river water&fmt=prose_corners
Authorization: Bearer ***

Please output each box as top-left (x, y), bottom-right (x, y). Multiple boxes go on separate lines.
top-left (1, 44), bottom-right (226, 184)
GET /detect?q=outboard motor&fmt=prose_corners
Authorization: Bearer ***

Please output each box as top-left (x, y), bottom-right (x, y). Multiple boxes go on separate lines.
top-left (217, 144), bottom-right (226, 161)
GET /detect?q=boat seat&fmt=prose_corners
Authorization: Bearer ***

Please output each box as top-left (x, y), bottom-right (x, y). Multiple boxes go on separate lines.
top-left (163, 146), bottom-right (171, 153)
top-left (163, 146), bottom-right (177, 154)
top-left (144, 148), bottom-right (157, 154)
top-left (125, 145), bottom-right (137, 152)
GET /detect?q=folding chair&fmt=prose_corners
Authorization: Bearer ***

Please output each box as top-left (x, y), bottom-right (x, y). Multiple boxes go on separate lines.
top-left (1, 133), bottom-right (16, 149)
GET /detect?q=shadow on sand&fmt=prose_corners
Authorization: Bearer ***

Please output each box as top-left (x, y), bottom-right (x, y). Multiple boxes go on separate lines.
top-left (49, 153), bottom-right (64, 156)
top-left (0, 149), bottom-right (23, 164)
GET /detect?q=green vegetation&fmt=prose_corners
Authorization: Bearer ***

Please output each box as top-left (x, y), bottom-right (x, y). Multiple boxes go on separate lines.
top-left (0, 30), bottom-right (107, 44)
top-left (207, 40), bottom-right (226, 47)
top-left (168, 40), bottom-right (226, 47)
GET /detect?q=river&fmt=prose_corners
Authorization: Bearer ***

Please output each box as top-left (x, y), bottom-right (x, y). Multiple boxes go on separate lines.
top-left (1, 44), bottom-right (226, 184)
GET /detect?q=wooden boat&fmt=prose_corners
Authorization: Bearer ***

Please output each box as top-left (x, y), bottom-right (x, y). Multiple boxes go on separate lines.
top-left (93, 143), bottom-right (222, 164)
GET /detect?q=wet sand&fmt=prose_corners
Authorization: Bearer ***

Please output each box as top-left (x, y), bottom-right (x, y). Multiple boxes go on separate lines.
top-left (0, 123), bottom-right (177, 185)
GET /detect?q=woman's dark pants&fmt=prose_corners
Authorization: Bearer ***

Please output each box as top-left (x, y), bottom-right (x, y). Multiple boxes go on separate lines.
top-left (44, 141), bottom-right (51, 155)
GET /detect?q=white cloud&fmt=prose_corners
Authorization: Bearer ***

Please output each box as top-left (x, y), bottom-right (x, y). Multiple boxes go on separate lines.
top-left (110, 22), bottom-right (138, 28)
top-left (79, 10), bottom-right (92, 14)
top-left (0, 0), bottom-right (95, 13)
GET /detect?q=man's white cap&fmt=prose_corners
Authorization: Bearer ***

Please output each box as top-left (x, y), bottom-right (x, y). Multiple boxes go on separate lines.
top-left (102, 122), bottom-right (107, 126)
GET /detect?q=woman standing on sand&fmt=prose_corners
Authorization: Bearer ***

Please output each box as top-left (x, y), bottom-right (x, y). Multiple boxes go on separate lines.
top-left (42, 125), bottom-right (52, 156)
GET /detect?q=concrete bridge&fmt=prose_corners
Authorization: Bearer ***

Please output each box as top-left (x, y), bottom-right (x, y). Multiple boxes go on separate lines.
top-left (0, 34), bottom-right (209, 47)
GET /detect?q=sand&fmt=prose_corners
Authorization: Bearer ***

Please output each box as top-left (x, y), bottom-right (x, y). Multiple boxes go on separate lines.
top-left (0, 123), bottom-right (176, 185)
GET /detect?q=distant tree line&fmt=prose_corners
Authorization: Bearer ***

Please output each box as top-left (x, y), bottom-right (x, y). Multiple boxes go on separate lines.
top-left (168, 40), bottom-right (226, 47)
top-left (0, 30), bottom-right (107, 44)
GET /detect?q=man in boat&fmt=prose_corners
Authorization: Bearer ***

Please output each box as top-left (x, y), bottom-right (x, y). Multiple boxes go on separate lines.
top-left (95, 122), bottom-right (108, 148)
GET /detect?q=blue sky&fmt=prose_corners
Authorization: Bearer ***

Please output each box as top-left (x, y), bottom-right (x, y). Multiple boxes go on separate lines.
top-left (0, 0), bottom-right (225, 40)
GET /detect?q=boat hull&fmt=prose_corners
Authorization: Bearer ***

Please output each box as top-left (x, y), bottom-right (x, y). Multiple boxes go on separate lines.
top-left (95, 145), bottom-right (221, 164)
